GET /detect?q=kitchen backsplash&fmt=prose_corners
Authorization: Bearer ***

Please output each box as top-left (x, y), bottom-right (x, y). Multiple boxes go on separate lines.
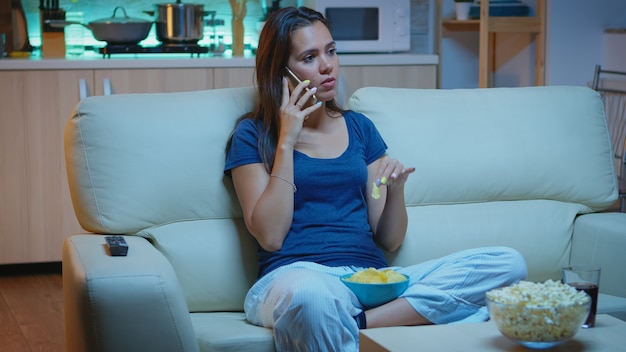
top-left (20, 0), bottom-right (431, 54)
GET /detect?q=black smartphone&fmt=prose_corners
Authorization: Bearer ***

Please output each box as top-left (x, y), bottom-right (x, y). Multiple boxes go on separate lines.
top-left (285, 67), bottom-right (318, 109)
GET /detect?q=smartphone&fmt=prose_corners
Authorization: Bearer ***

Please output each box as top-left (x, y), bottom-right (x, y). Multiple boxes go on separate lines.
top-left (285, 67), bottom-right (318, 109)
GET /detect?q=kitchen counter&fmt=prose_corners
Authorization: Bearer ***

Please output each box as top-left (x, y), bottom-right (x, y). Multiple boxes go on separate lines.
top-left (0, 52), bottom-right (438, 70)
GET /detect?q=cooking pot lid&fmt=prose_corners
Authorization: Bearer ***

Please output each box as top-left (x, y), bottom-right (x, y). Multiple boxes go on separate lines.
top-left (155, 2), bottom-right (205, 7)
top-left (91, 6), bottom-right (151, 24)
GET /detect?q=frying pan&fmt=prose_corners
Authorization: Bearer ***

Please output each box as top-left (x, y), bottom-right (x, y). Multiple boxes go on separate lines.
top-left (47, 7), bottom-right (152, 45)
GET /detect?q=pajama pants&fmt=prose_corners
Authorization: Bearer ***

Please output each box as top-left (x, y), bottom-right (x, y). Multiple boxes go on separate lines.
top-left (244, 246), bottom-right (527, 352)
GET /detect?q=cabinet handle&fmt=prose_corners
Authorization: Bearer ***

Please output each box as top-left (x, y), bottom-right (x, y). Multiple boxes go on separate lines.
top-left (103, 78), bottom-right (112, 96)
top-left (79, 78), bottom-right (88, 100)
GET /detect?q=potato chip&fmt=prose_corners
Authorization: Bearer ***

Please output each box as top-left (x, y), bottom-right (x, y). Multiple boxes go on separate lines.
top-left (371, 182), bottom-right (381, 199)
top-left (345, 268), bottom-right (407, 284)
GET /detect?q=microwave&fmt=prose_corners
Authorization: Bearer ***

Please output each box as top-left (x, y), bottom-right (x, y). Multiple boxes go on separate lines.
top-left (297, 0), bottom-right (411, 53)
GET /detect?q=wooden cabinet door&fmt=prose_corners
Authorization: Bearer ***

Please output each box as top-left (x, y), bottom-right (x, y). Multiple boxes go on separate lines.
top-left (0, 70), bottom-right (92, 264)
top-left (339, 65), bottom-right (437, 105)
top-left (93, 68), bottom-right (213, 95)
top-left (213, 67), bottom-right (256, 89)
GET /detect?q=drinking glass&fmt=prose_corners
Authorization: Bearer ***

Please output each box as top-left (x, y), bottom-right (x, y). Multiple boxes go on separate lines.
top-left (562, 265), bottom-right (601, 328)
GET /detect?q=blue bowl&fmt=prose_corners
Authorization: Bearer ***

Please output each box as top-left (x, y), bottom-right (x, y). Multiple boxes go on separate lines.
top-left (340, 273), bottom-right (409, 308)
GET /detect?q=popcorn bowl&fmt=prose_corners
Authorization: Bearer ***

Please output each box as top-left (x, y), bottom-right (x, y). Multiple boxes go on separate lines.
top-left (486, 281), bottom-right (591, 349)
top-left (340, 272), bottom-right (409, 308)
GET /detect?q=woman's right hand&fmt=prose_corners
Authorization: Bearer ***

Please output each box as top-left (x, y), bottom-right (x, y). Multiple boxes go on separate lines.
top-left (278, 77), bottom-right (320, 146)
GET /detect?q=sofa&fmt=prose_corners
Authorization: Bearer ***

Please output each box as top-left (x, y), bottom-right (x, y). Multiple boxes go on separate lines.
top-left (63, 85), bottom-right (626, 352)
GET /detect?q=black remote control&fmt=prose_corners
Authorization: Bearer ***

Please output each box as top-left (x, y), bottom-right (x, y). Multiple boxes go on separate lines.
top-left (105, 236), bottom-right (129, 256)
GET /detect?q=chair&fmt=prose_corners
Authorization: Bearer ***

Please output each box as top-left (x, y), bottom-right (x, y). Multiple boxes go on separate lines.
top-left (592, 65), bottom-right (626, 212)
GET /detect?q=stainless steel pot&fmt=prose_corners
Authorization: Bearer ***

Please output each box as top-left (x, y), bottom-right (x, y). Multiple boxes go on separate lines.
top-left (151, 1), bottom-right (206, 44)
top-left (47, 7), bottom-right (152, 45)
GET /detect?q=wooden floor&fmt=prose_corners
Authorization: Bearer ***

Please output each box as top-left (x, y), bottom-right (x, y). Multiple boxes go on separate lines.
top-left (0, 262), bottom-right (64, 352)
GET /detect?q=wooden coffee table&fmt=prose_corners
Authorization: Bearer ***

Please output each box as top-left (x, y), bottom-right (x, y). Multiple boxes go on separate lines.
top-left (360, 314), bottom-right (626, 351)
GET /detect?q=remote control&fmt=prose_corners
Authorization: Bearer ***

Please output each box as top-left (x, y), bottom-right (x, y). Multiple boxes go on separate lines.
top-left (105, 236), bottom-right (129, 256)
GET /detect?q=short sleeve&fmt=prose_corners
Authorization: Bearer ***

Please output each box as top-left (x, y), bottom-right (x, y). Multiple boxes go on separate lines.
top-left (345, 111), bottom-right (387, 165)
top-left (224, 119), bottom-right (263, 175)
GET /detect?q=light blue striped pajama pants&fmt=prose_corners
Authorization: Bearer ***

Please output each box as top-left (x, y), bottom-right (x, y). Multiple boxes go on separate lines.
top-left (244, 246), bottom-right (527, 352)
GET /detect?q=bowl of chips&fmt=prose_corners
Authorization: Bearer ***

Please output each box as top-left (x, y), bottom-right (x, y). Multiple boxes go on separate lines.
top-left (341, 268), bottom-right (409, 308)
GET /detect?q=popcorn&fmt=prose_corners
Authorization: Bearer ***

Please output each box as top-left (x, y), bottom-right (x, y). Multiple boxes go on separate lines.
top-left (486, 280), bottom-right (590, 343)
top-left (487, 280), bottom-right (589, 307)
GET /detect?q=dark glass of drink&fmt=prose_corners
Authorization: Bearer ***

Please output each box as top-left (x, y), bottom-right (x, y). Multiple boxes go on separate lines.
top-left (568, 282), bottom-right (599, 328)
top-left (562, 266), bottom-right (601, 328)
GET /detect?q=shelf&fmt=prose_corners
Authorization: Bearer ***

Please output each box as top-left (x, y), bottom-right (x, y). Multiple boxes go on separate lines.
top-left (437, 0), bottom-right (547, 88)
top-left (442, 19), bottom-right (480, 31)
top-left (442, 17), bottom-right (543, 33)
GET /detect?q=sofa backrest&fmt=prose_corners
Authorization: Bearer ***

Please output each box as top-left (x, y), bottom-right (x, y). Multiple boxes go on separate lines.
top-left (348, 86), bottom-right (618, 282)
top-left (66, 87), bottom-right (256, 234)
top-left (348, 86), bottom-right (617, 209)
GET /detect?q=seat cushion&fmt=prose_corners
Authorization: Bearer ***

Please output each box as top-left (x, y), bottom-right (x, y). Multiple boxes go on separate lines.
top-left (138, 219), bottom-right (258, 312)
top-left (190, 312), bottom-right (274, 352)
top-left (388, 200), bottom-right (587, 283)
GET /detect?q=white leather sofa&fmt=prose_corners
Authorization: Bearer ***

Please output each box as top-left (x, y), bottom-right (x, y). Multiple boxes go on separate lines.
top-left (63, 86), bottom-right (626, 352)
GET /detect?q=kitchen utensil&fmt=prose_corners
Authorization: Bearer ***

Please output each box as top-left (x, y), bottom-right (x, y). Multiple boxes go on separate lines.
top-left (229, 0), bottom-right (247, 56)
top-left (11, 0), bottom-right (34, 52)
top-left (147, 1), bottom-right (207, 44)
top-left (40, 7), bottom-right (66, 57)
top-left (0, 33), bottom-right (6, 58)
top-left (47, 6), bottom-right (152, 45)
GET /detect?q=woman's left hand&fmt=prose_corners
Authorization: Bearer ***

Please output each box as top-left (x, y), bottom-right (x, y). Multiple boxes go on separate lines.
top-left (375, 156), bottom-right (415, 189)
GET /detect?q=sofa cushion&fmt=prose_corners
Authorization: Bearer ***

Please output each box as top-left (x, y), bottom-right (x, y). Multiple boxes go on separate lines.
top-left (571, 212), bottom-right (626, 297)
top-left (138, 219), bottom-right (258, 312)
top-left (190, 312), bottom-right (274, 352)
top-left (387, 199), bottom-right (586, 283)
top-left (65, 87), bottom-right (256, 235)
top-left (347, 86), bottom-right (618, 211)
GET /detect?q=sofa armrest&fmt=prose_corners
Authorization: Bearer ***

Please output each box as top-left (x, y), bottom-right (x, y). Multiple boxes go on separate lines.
top-left (63, 234), bottom-right (199, 352)
top-left (571, 213), bottom-right (626, 298)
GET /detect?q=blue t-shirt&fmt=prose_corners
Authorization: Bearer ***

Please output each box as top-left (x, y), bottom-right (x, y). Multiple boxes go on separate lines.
top-left (225, 111), bottom-right (389, 277)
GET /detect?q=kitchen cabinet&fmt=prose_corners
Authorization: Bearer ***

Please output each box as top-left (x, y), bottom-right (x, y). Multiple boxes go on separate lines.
top-left (93, 69), bottom-right (213, 95)
top-left (91, 67), bottom-right (257, 95)
top-left (214, 67), bottom-right (256, 89)
top-left (340, 65), bottom-right (436, 105)
top-left (0, 61), bottom-right (435, 264)
top-left (0, 68), bottom-right (213, 265)
top-left (0, 70), bottom-right (91, 264)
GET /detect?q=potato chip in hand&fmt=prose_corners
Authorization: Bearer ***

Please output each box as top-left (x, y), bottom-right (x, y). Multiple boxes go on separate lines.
top-left (371, 182), bottom-right (381, 199)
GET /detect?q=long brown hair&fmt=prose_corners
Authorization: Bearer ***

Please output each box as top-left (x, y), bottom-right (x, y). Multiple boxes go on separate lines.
top-left (225, 7), bottom-right (344, 172)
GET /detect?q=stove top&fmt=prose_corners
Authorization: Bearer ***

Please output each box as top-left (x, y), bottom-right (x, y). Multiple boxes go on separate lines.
top-left (99, 44), bottom-right (209, 58)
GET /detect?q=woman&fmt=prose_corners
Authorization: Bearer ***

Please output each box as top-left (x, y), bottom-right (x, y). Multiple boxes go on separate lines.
top-left (224, 7), bottom-right (527, 352)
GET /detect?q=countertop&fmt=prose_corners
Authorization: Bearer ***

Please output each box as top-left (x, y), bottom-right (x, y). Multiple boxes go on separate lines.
top-left (0, 52), bottom-right (438, 70)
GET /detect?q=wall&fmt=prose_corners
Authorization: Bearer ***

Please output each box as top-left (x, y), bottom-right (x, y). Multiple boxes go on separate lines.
top-left (439, 0), bottom-right (626, 89)
top-left (547, 0), bottom-right (626, 87)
